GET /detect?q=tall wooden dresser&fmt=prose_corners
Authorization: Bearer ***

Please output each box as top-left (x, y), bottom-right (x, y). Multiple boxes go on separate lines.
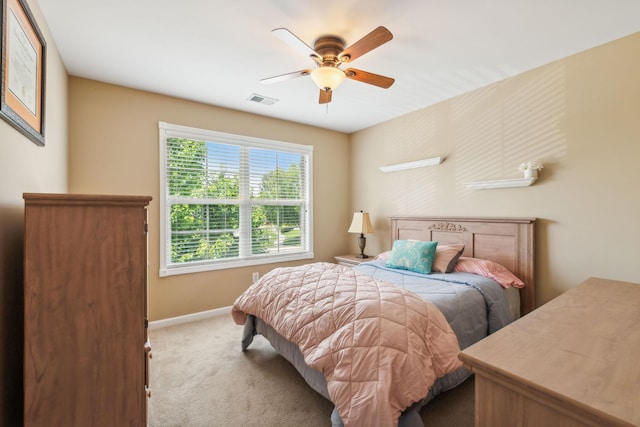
top-left (23, 193), bottom-right (152, 426)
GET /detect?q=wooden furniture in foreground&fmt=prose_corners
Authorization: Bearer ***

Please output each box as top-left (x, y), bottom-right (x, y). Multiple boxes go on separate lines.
top-left (389, 216), bottom-right (536, 315)
top-left (23, 193), bottom-right (152, 426)
top-left (334, 254), bottom-right (375, 266)
top-left (459, 277), bottom-right (640, 427)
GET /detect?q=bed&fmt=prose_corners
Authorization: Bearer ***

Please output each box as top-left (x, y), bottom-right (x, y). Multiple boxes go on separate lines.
top-left (232, 216), bottom-right (536, 427)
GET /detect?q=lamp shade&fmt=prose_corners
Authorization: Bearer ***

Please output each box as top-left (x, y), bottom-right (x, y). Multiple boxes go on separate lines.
top-left (348, 211), bottom-right (374, 234)
top-left (310, 67), bottom-right (346, 91)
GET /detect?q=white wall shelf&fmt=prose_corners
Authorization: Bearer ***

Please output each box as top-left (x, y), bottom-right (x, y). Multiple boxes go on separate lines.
top-left (379, 156), bottom-right (443, 173)
top-left (464, 177), bottom-right (537, 190)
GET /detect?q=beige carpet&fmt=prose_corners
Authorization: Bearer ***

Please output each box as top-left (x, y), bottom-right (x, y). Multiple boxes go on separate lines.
top-left (148, 312), bottom-right (474, 426)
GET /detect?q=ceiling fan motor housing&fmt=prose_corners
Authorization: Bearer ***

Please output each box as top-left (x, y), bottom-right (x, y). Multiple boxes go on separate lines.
top-left (313, 36), bottom-right (347, 65)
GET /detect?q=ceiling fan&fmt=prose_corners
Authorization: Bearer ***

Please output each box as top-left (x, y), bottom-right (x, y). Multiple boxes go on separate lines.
top-left (260, 26), bottom-right (395, 104)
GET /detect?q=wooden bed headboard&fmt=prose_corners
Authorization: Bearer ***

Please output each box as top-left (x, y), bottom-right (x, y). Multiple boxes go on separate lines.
top-left (389, 216), bottom-right (536, 315)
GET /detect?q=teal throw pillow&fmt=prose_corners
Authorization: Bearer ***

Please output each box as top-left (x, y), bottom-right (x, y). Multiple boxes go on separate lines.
top-left (386, 240), bottom-right (438, 274)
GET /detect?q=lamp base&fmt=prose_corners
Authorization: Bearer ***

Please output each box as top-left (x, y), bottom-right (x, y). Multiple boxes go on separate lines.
top-left (356, 234), bottom-right (368, 259)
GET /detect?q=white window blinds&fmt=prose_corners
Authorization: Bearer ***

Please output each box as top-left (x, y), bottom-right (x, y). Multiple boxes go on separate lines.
top-left (159, 122), bottom-right (313, 276)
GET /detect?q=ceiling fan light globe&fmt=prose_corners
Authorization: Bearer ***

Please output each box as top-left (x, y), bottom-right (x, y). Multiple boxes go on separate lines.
top-left (310, 67), bottom-right (346, 91)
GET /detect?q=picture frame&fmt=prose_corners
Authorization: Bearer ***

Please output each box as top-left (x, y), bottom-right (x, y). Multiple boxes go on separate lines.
top-left (0, 0), bottom-right (46, 146)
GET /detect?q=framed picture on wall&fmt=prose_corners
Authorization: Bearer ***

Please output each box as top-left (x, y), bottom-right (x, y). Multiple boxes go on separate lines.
top-left (0, 0), bottom-right (46, 146)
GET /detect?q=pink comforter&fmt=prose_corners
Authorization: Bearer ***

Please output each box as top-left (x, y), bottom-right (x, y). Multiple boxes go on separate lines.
top-left (231, 262), bottom-right (462, 427)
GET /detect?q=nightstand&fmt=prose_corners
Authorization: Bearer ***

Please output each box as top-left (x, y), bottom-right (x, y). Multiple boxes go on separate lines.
top-left (334, 254), bottom-right (374, 267)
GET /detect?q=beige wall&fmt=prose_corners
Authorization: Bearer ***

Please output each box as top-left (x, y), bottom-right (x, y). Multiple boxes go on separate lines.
top-left (351, 32), bottom-right (640, 305)
top-left (0, 0), bottom-right (68, 423)
top-left (68, 78), bottom-right (351, 320)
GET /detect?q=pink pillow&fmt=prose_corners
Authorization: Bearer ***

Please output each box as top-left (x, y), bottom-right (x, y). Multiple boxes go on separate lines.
top-left (454, 257), bottom-right (525, 288)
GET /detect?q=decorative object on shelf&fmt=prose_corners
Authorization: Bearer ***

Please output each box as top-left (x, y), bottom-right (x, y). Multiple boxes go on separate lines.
top-left (518, 161), bottom-right (544, 179)
top-left (379, 156), bottom-right (444, 173)
top-left (348, 211), bottom-right (374, 258)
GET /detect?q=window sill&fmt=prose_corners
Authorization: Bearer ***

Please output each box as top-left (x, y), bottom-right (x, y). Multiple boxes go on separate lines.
top-left (159, 252), bottom-right (314, 276)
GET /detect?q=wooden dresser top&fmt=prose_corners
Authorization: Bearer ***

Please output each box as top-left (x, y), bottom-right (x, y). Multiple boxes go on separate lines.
top-left (459, 277), bottom-right (640, 426)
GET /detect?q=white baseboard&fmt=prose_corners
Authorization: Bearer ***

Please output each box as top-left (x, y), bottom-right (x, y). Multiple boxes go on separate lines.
top-left (148, 305), bottom-right (231, 330)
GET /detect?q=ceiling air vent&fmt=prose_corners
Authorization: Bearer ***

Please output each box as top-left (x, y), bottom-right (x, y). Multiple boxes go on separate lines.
top-left (247, 93), bottom-right (278, 106)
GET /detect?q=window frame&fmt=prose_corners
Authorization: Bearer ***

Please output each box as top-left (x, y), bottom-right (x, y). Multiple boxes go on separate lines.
top-left (158, 121), bottom-right (314, 277)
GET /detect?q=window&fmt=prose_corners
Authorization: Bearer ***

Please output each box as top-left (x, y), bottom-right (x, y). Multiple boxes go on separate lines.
top-left (159, 122), bottom-right (313, 276)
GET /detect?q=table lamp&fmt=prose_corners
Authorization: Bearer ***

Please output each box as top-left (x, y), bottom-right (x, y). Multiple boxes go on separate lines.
top-left (348, 211), bottom-right (374, 258)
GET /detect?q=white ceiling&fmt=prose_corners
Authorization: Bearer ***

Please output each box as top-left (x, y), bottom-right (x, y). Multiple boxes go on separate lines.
top-left (37, 0), bottom-right (640, 134)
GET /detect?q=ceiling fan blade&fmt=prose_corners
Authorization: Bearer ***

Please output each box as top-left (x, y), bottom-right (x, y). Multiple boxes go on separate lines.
top-left (344, 68), bottom-right (395, 88)
top-left (319, 89), bottom-right (332, 104)
top-left (339, 26), bottom-right (393, 63)
top-left (260, 70), bottom-right (311, 85)
top-left (272, 28), bottom-right (321, 62)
